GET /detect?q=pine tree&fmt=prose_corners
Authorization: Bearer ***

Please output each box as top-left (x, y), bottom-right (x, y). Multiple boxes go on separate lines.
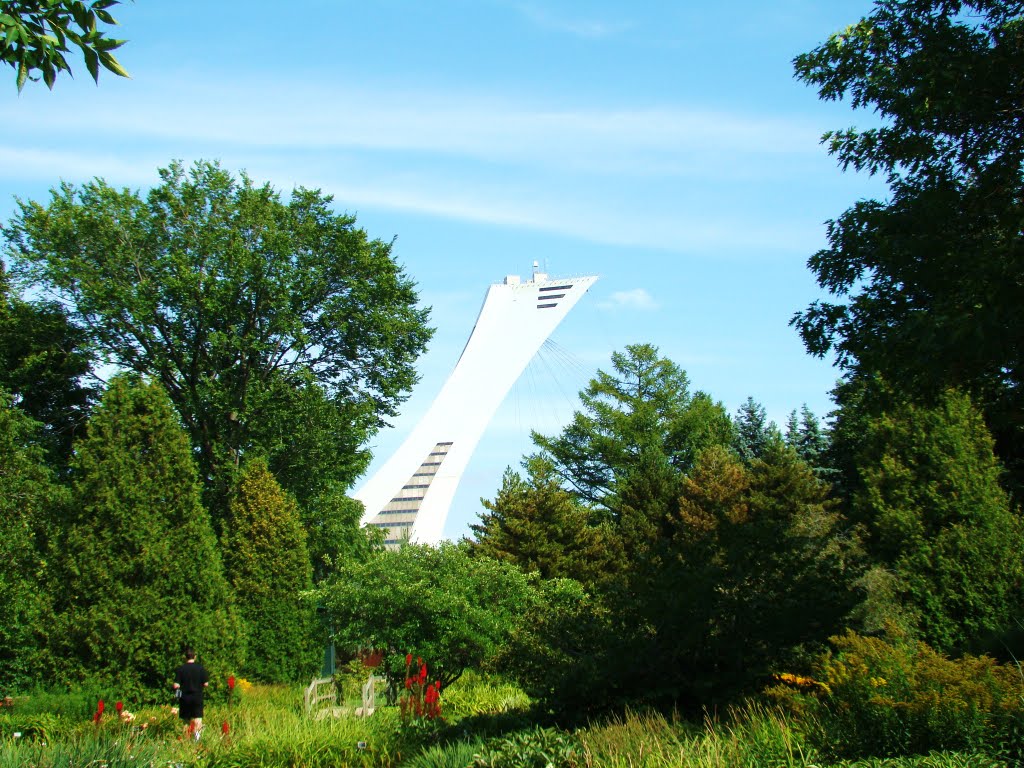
top-left (222, 457), bottom-right (320, 683)
top-left (53, 374), bottom-right (242, 697)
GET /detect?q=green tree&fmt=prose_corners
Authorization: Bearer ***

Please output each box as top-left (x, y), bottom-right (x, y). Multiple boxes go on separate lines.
top-left (222, 458), bottom-right (320, 682)
top-left (0, 393), bottom-right (68, 689)
top-left (318, 543), bottom-right (535, 690)
top-left (469, 456), bottom-right (618, 588)
top-left (302, 482), bottom-right (383, 585)
top-left (5, 160), bottom-right (433, 515)
top-left (791, 0), bottom-right (1024, 491)
top-left (733, 396), bottom-right (779, 463)
top-left (1, 0), bottom-right (128, 91)
top-left (633, 443), bottom-right (856, 708)
top-left (532, 344), bottom-right (732, 560)
top-left (52, 374), bottom-right (242, 697)
top-left (852, 388), bottom-right (1024, 652)
top-left (0, 265), bottom-right (96, 470)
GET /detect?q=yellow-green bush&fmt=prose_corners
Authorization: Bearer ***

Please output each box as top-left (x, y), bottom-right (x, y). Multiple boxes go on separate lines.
top-left (812, 631), bottom-right (1024, 761)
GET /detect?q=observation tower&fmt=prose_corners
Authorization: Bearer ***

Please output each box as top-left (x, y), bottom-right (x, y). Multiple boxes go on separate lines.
top-left (355, 264), bottom-right (598, 545)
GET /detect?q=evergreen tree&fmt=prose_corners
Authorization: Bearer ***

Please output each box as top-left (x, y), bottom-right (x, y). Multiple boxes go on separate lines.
top-left (853, 389), bottom-right (1024, 653)
top-left (0, 393), bottom-right (67, 689)
top-left (222, 457), bottom-right (320, 682)
top-left (733, 396), bottom-right (779, 463)
top-left (53, 374), bottom-right (242, 697)
top-left (469, 456), bottom-right (617, 588)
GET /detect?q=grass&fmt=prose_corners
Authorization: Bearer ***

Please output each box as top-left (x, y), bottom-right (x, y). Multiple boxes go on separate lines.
top-left (0, 677), bottom-right (1015, 768)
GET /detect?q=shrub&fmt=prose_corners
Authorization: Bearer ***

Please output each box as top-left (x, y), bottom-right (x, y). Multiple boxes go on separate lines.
top-left (472, 726), bottom-right (582, 768)
top-left (812, 631), bottom-right (1024, 761)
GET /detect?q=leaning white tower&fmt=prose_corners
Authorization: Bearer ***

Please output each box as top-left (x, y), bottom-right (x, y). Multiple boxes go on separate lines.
top-left (355, 264), bottom-right (598, 545)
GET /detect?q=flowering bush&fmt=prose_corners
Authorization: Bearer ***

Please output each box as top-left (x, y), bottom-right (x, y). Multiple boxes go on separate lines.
top-left (811, 631), bottom-right (1024, 761)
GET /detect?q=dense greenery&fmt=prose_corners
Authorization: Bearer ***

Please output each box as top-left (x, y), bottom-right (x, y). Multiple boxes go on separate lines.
top-left (791, 0), bottom-right (1024, 493)
top-left (49, 374), bottom-right (243, 697)
top-left (5, 160), bottom-right (433, 515)
top-left (0, 0), bottom-right (129, 91)
top-left (0, 393), bottom-right (66, 690)
top-left (318, 543), bottom-right (536, 690)
top-left (222, 458), bottom-right (320, 683)
top-left (0, 264), bottom-right (95, 470)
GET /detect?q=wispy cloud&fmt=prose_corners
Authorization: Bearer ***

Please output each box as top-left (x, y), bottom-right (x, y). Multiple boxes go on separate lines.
top-left (598, 288), bottom-right (660, 312)
top-left (1, 76), bottom-right (825, 179)
top-left (509, 3), bottom-right (634, 39)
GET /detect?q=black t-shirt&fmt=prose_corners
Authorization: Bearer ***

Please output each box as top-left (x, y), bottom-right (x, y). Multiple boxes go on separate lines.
top-left (175, 661), bottom-right (209, 696)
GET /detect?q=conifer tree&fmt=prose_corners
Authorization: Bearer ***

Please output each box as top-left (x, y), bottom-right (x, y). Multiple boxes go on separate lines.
top-left (733, 396), bottom-right (778, 463)
top-left (222, 457), bottom-right (320, 682)
top-left (53, 374), bottom-right (242, 696)
top-left (0, 393), bottom-right (67, 689)
top-left (854, 389), bottom-right (1024, 652)
top-left (470, 456), bottom-right (618, 587)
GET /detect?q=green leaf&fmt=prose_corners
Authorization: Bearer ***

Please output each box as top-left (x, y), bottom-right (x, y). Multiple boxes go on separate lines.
top-left (16, 59), bottom-right (27, 91)
top-left (82, 44), bottom-right (98, 82)
top-left (97, 50), bottom-right (128, 78)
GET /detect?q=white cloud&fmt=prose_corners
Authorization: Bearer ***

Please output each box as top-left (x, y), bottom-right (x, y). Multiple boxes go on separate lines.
top-left (598, 288), bottom-right (660, 312)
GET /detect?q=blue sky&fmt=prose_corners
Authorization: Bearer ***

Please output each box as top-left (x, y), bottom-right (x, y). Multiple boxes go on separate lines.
top-left (1, 0), bottom-right (886, 539)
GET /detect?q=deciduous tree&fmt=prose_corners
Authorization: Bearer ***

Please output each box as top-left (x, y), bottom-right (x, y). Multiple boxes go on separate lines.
top-left (792, 0), bottom-right (1024, 491)
top-left (1, 0), bottom-right (128, 91)
top-left (318, 543), bottom-right (535, 691)
top-left (5, 160), bottom-right (433, 515)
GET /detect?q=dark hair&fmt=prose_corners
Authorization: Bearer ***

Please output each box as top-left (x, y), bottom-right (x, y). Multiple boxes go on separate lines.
top-left (184, 648), bottom-right (196, 661)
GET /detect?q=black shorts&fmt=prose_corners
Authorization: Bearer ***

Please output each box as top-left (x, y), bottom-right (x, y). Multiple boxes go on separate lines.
top-left (179, 694), bottom-right (204, 720)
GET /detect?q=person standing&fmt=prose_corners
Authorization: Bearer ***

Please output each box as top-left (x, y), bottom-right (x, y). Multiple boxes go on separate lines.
top-left (173, 648), bottom-right (209, 741)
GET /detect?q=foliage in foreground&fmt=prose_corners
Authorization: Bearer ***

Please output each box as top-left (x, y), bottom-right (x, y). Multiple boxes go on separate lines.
top-left (809, 631), bottom-right (1024, 763)
top-left (319, 543), bottom-right (537, 691)
top-left (1, 678), bottom-right (1017, 768)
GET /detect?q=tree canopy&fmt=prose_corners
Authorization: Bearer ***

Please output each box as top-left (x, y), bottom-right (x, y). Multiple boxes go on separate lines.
top-left (791, 0), bottom-right (1024, 489)
top-left (5, 160), bottom-right (433, 512)
top-left (1, 0), bottom-right (129, 91)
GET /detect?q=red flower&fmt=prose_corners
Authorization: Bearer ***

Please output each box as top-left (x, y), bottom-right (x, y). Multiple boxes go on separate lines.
top-left (227, 675), bottom-right (236, 691)
top-left (97, 700), bottom-right (105, 715)
top-left (435, 680), bottom-right (441, 691)
top-left (419, 663), bottom-right (427, 682)
top-left (93, 699), bottom-right (104, 724)
top-left (115, 701), bottom-right (123, 715)
top-left (405, 653), bottom-right (412, 667)
top-left (222, 721), bottom-right (230, 735)
top-left (405, 677), bottom-right (412, 689)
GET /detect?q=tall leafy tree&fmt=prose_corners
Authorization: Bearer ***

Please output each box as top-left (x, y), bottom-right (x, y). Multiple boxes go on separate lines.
top-left (222, 458), bottom-right (320, 683)
top-left (0, 0), bottom-right (129, 90)
top-left (52, 374), bottom-right (242, 697)
top-left (0, 393), bottom-right (67, 689)
top-left (0, 265), bottom-right (96, 470)
top-left (5, 160), bottom-right (433, 514)
top-left (791, 0), bottom-right (1024, 491)
top-left (851, 388), bottom-right (1024, 653)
